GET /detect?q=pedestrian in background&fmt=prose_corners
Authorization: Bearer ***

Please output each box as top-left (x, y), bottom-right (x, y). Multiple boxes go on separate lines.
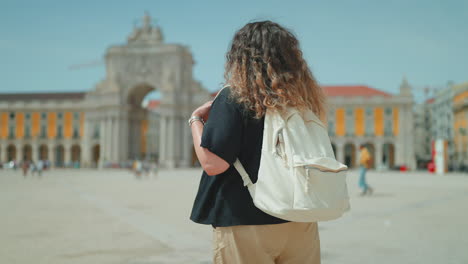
top-left (35, 160), bottom-right (44, 177)
top-left (22, 159), bottom-right (30, 177)
top-left (133, 159), bottom-right (142, 178)
top-left (149, 161), bottom-right (158, 179)
top-left (358, 145), bottom-right (374, 196)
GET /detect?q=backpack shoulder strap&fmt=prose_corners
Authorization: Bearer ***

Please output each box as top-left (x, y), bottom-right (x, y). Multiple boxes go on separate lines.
top-left (233, 159), bottom-right (253, 188)
top-left (213, 85), bottom-right (231, 101)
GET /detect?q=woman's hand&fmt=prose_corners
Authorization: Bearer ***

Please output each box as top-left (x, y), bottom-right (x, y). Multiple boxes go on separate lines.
top-left (192, 101), bottom-right (213, 121)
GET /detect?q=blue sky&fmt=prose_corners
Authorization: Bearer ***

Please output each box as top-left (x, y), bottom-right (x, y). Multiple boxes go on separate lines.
top-left (1, 0), bottom-right (467, 102)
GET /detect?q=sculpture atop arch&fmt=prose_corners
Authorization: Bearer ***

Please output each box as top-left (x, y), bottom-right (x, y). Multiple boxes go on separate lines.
top-left (82, 13), bottom-right (210, 168)
top-left (127, 12), bottom-right (164, 44)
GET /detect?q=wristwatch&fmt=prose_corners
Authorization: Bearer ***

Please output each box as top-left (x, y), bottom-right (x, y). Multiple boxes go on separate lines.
top-left (188, 116), bottom-right (204, 127)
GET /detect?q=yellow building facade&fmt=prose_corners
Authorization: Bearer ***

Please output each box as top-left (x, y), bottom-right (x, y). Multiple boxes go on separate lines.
top-left (0, 103), bottom-right (153, 167)
top-left (325, 79), bottom-right (415, 170)
top-left (0, 93), bottom-right (87, 167)
top-left (453, 82), bottom-right (468, 167)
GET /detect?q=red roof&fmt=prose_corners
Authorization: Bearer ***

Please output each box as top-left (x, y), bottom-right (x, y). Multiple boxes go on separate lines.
top-left (147, 100), bottom-right (160, 110)
top-left (425, 98), bottom-right (435, 104)
top-left (0, 92), bottom-right (86, 101)
top-left (322, 85), bottom-right (392, 97)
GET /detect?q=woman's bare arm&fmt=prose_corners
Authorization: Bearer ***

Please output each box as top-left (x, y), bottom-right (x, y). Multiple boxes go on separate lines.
top-left (191, 120), bottom-right (230, 176)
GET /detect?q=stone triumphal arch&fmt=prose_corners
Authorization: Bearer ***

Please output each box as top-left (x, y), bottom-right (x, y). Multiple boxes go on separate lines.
top-left (81, 14), bottom-right (209, 168)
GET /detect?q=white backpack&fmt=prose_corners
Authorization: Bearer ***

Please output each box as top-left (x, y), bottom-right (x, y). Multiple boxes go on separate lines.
top-left (232, 106), bottom-right (350, 222)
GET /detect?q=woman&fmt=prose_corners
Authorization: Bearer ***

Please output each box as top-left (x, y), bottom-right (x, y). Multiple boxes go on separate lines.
top-left (189, 21), bottom-right (326, 263)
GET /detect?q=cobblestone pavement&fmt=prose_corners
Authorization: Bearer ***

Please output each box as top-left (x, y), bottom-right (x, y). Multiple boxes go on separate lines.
top-left (0, 168), bottom-right (467, 264)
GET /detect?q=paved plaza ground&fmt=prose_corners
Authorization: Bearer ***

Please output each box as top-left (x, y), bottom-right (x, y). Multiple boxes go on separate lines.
top-left (0, 168), bottom-right (467, 264)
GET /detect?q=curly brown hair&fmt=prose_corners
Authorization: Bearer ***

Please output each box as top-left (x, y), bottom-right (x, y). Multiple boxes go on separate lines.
top-left (224, 21), bottom-right (326, 119)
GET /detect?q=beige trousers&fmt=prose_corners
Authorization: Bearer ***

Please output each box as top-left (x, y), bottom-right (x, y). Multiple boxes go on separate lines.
top-left (213, 222), bottom-right (320, 264)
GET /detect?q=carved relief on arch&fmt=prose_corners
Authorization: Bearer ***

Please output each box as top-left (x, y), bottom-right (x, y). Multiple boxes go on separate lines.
top-left (122, 55), bottom-right (162, 78)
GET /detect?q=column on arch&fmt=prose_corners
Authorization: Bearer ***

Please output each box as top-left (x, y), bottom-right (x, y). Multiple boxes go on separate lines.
top-left (81, 118), bottom-right (91, 167)
top-left (181, 116), bottom-right (193, 167)
top-left (129, 117), bottom-right (140, 159)
top-left (105, 117), bottom-right (112, 163)
top-left (166, 115), bottom-right (176, 168)
top-left (112, 117), bottom-right (120, 164)
top-left (136, 116), bottom-right (143, 159)
top-left (158, 115), bottom-right (167, 166)
top-left (128, 117), bottom-right (134, 159)
top-left (119, 115), bottom-right (129, 162)
top-left (99, 118), bottom-right (106, 168)
top-left (174, 116), bottom-right (183, 164)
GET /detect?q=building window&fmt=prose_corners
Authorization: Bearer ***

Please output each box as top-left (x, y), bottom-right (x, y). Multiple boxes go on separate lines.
top-left (73, 127), bottom-right (80, 139)
top-left (41, 113), bottom-right (47, 120)
top-left (345, 108), bottom-right (354, 136)
top-left (365, 119), bottom-right (374, 136)
top-left (9, 112), bottom-right (15, 120)
top-left (385, 107), bottom-right (392, 115)
top-left (363, 107), bottom-right (373, 136)
top-left (8, 126), bottom-right (15, 139)
top-left (345, 121), bottom-right (354, 136)
top-left (58, 112), bottom-right (63, 119)
top-left (74, 112), bottom-right (80, 120)
top-left (40, 125), bottom-right (47, 138)
top-left (25, 126), bottom-right (31, 138)
top-left (93, 125), bottom-right (100, 139)
top-left (26, 113), bottom-right (31, 119)
top-left (384, 120), bottom-right (393, 136)
top-left (57, 125), bottom-right (63, 138)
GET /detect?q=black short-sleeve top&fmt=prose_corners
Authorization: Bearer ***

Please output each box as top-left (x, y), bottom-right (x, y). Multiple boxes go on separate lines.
top-left (190, 87), bottom-right (288, 227)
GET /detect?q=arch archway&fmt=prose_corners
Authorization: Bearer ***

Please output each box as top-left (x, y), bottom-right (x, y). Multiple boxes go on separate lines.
top-left (92, 144), bottom-right (100, 168)
top-left (127, 84), bottom-right (157, 161)
top-left (23, 145), bottom-right (32, 161)
top-left (81, 14), bottom-right (209, 168)
top-left (55, 145), bottom-right (64, 167)
top-left (362, 142), bottom-right (375, 168)
top-left (344, 143), bottom-right (356, 168)
top-left (71, 145), bottom-right (81, 162)
top-left (383, 143), bottom-right (395, 169)
top-left (7, 144), bottom-right (16, 162)
top-left (39, 145), bottom-right (48, 160)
